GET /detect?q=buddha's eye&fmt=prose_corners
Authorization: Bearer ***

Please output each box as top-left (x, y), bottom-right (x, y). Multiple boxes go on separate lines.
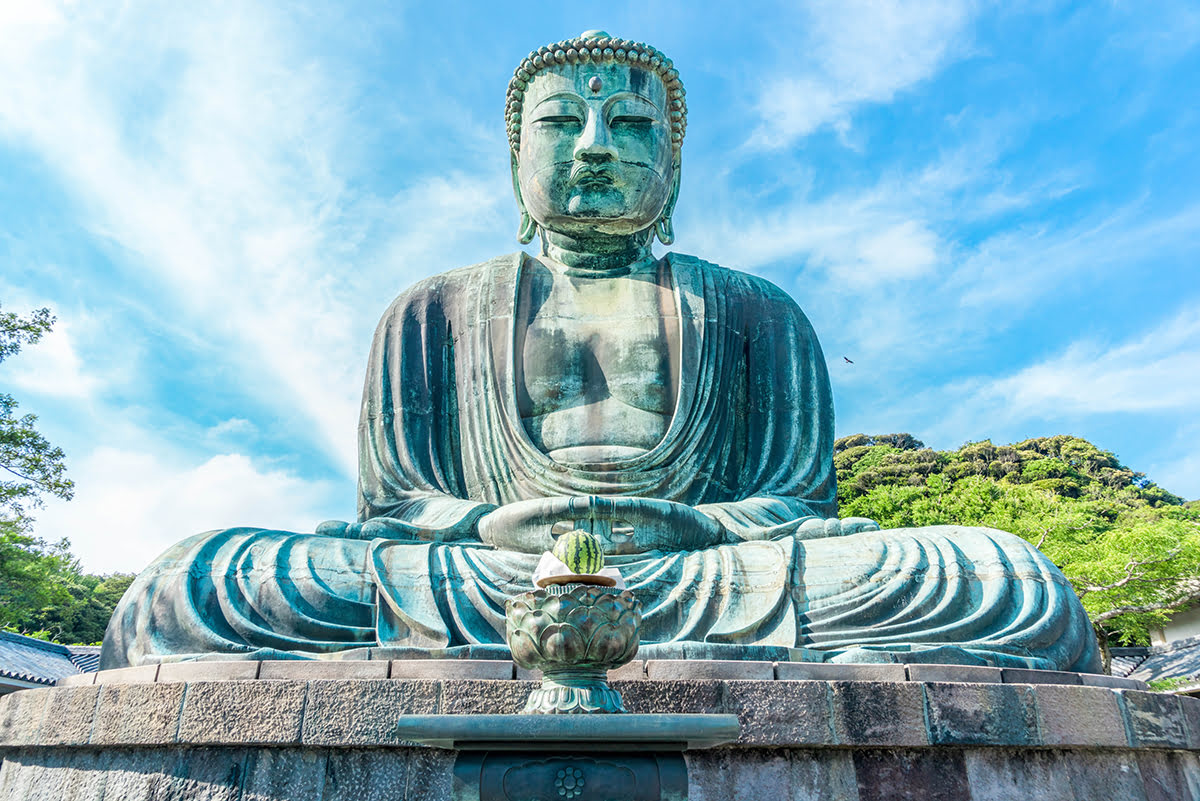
top-left (536, 115), bottom-right (583, 125)
top-left (610, 115), bottom-right (654, 127)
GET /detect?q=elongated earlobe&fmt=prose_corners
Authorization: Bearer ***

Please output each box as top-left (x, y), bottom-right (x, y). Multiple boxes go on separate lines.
top-left (518, 211), bottom-right (537, 244)
top-left (654, 163), bottom-right (682, 246)
top-left (654, 217), bottom-right (675, 246)
top-left (511, 153), bottom-right (538, 244)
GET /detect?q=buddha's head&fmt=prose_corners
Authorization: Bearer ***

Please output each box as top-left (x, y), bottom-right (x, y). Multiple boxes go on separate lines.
top-left (507, 32), bottom-right (687, 247)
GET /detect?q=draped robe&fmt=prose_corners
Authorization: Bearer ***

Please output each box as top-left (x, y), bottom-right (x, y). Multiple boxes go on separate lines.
top-left (101, 253), bottom-right (1101, 672)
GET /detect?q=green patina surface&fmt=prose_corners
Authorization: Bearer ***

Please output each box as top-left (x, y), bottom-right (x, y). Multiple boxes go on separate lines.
top-left (507, 583), bottom-right (641, 714)
top-left (100, 31), bottom-right (1101, 674)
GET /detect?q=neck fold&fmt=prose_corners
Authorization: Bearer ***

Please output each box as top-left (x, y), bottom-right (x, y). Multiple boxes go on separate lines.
top-left (541, 229), bottom-right (654, 276)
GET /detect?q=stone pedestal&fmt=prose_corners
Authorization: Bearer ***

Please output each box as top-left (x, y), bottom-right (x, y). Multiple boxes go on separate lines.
top-left (1, 660), bottom-right (1197, 799)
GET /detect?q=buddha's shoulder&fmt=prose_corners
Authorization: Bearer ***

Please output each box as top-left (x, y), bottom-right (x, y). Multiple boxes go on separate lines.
top-left (381, 254), bottom-right (520, 312)
top-left (666, 252), bottom-right (805, 312)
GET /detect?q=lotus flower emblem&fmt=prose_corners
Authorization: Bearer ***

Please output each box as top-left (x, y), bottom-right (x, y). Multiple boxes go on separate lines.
top-left (506, 584), bottom-right (642, 714)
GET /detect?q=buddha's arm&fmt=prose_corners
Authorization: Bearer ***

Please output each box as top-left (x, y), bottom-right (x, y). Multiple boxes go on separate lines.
top-left (348, 278), bottom-right (495, 543)
top-left (695, 497), bottom-right (876, 541)
top-left (478, 496), bottom-right (731, 554)
top-left (318, 501), bottom-right (496, 542)
top-left (680, 271), bottom-right (873, 541)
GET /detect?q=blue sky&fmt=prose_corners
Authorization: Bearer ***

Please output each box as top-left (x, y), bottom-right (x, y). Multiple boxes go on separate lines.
top-left (2, 1), bottom-right (1198, 573)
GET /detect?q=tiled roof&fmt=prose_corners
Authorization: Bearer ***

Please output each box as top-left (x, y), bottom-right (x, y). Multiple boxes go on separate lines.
top-left (0, 631), bottom-right (88, 687)
top-left (68, 646), bottom-right (102, 674)
top-left (1128, 636), bottom-right (1200, 687)
top-left (1110, 636), bottom-right (1200, 689)
top-left (1109, 647), bottom-right (1150, 678)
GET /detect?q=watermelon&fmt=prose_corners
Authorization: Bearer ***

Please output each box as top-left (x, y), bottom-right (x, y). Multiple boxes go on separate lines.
top-left (552, 530), bottom-right (605, 574)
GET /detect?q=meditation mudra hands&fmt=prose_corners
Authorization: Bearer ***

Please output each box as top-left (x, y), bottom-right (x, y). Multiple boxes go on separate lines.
top-left (478, 496), bottom-right (727, 554)
top-left (318, 496), bottom-right (879, 553)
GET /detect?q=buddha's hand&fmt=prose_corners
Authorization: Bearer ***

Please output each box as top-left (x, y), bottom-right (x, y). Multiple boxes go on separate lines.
top-left (590, 497), bottom-right (731, 554)
top-left (794, 517), bottom-right (880, 540)
top-left (477, 497), bottom-right (581, 554)
top-left (316, 520), bottom-right (362, 538)
top-left (476, 496), bottom-right (730, 555)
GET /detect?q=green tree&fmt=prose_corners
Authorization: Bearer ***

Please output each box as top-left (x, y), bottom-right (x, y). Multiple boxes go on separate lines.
top-left (26, 571), bottom-right (136, 645)
top-left (836, 433), bottom-right (1200, 670)
top-left (1, 306), bottom-right (74, 523)
top-left (1, 305), bottom-right (134, 644)
top-left (0, 304), bottom-right (78, 634)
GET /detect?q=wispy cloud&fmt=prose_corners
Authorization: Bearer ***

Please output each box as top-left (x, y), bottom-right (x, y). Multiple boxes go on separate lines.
top-left (6, 318), bottom-right (104, 401)
top-left (0, 1), bottom-right (515, 569)
top-left (34, 446), bottom-right (339, 573)
top-left (1, 3), bottom-right (363, 472)
top-left (0, 2), bottom-right (511, 481)
top-left (978, 307), bottom-right (1200, 417)
top-left (896, 305), bottom-right (1200, 496)
top-left (749, 0), bottom-right (976, 148)
top-left (950, 203), bottom-right (1200, 309)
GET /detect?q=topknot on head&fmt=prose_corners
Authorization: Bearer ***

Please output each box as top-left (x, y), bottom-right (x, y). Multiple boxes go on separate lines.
top-left (505, 31), bottom-right (687, 158)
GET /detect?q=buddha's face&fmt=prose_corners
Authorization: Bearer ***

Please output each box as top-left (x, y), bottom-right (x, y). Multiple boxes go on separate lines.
top-left (516, 62), bottom-right (675, 237)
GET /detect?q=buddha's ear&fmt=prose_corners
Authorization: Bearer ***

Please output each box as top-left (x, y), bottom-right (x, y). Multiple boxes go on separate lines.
top-left (654, 158), bottom-right (682, 246)
top-left (511, 153), bottom-right (537, 244)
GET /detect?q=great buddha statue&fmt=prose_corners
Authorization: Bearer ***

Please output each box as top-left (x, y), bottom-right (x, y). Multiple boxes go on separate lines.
top-left (101, 32), bottom-right (1101, 673)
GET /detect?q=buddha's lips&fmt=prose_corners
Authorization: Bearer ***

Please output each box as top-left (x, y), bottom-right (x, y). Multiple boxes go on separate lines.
top-left (569, 164), bottom-right (617, 186)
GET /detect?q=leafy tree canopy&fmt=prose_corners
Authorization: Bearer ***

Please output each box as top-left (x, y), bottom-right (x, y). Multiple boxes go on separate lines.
top-left (2, 305), bottom-right (74, 527)
top-left (836, 433), bottom-right (1200, 655)
top-left (0, 304), bottom-right (123, 644)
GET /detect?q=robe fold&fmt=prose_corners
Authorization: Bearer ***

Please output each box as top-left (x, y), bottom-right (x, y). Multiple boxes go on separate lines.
top-left (356, 252), bottom-right (837, 537)
top-left (101, 253), bottom-right (1102, 673)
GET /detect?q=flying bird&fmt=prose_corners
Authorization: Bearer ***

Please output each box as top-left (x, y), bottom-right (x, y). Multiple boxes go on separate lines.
top-left (843, 356), bottom-right (854, 364)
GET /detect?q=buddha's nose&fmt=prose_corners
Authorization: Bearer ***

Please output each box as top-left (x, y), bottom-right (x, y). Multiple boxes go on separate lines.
top-left (574, 109), bottom-right (618, 163)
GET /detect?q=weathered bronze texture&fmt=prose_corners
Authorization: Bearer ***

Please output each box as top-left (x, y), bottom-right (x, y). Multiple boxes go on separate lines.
top-left (100, 31), bottom-right (1102, 675)
top-left (506, 584), bottom-right (641, 714)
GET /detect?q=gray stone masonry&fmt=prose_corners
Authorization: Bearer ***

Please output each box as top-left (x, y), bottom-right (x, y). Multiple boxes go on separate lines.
top-left (2, 671), bottom-right (1200, 800)
top-left (0, 668), bottom-right (1185, 751)
top-left (72, 657), bottom-right (1152, 688)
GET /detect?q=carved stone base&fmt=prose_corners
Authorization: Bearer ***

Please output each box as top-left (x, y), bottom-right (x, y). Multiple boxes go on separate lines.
top-left (519, 665), bottom-right (632, 714)
top-left (2, 668), bottom-right (1199, 799)
top-left (522, 680), bottom-right (628, 714)
top-left (454, 751), bottom-right (684, 801)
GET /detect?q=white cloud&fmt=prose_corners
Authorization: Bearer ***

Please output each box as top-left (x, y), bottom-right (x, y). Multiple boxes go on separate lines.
top-left (892, 303), bottom-right (1200, 464)
top-left (6, 319), bottom-right (103, 401)
top-left (33, 446), bottom-right (340, 574)
top-left (854, 221), bottom-right (941, 283)
top-left (981, 308), bottom-right (1200, 417)
top-left (0, 2), bottom-right (369, 474)
top-left (206, 417), bottom-right (257, 439)
top-left (686, 188), bottom-right (945, 289)
top-left (0, 0), bottom-right (64, 30)
top-left (750, 0), bottom-right (975, 147)
top-left (950, 203), bottom-right (1200, 310)
top-left (0, 2), bottom-right (515, 480)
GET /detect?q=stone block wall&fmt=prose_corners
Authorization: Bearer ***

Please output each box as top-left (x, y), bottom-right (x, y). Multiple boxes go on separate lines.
top-left (0, 661), bottom-right (1196, 800)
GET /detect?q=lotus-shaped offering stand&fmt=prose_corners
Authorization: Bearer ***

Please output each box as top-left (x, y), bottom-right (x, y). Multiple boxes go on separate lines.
top-left (506, 583), bottom-right (642, 714)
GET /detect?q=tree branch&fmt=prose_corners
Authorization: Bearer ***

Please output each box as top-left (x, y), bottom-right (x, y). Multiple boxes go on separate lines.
top-left (1, 463), bottom-right (43, 485)
top-left (1076, 551), bottom-right (1183, 598)
top-left (1091, 586), bottom-right (1200, 623)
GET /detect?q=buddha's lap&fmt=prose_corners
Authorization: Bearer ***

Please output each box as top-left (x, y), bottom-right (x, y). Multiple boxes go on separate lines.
top-left (106, 522), bottom-right (1094, 668)
top-left (134, 522), bottom-right (1055, 588)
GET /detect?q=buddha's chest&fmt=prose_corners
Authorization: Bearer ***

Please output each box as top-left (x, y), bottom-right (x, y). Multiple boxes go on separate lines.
top-left (514, 270), bottom-right (680, 418)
